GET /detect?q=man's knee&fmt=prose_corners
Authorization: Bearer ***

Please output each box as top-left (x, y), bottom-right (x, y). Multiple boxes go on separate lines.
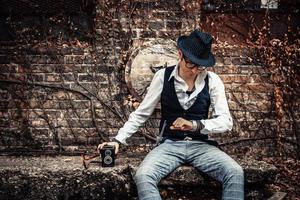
top-left (224, 163), bottom-right (244, 181)
top-left (233, 164), bottom-right (244, 176)
top-left (134, 167), bottom-right (158, 184)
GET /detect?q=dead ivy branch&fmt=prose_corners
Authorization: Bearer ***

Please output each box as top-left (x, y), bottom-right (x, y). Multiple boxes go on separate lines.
top-left (0, 79), bottom-right (123, 143)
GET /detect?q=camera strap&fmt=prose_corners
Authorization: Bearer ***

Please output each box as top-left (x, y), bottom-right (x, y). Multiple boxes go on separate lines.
top-left (81, 153), bottom-right (99, 169)
top-left (155, 120), bottom-right (167, 146)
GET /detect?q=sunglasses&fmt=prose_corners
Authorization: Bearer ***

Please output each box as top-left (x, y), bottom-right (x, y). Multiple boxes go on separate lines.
top-left (183, 56), bottom-right (207, 70)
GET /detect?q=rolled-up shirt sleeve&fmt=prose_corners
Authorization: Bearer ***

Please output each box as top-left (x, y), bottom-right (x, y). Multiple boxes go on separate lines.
top-left (115, 69), bottom-right (165, 144)
top-left (200, 72), bottom-right (233, 135)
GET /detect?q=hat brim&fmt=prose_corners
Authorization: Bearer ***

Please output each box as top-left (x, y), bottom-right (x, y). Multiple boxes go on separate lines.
top-left (177, 36), bottom-right (216, 67)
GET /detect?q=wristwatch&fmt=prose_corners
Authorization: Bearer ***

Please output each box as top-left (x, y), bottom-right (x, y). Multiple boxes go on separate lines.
top-left (191, 120), bottom-right (204, 132)
top-left (191, 120), bottom-right (198, 131)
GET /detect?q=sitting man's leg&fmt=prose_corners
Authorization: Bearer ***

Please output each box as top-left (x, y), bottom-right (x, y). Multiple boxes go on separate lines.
top-left (134, 140), bottom-right (184, 200)
top-left (189, 141), bottom-right (244, 200)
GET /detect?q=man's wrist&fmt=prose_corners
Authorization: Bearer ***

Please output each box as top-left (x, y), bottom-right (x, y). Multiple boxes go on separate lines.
top-left (196, 120), bottom-right (204, 132)
top-left (111, 138), bottom-right (122, 146)
top-left (191, 120), bottom-right (198, 131)
top-left (190, 120), bottom-right (204, 132)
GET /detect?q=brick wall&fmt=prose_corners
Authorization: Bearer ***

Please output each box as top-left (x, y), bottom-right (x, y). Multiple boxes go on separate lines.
top-left (0, 0), bottom-right (299, 157)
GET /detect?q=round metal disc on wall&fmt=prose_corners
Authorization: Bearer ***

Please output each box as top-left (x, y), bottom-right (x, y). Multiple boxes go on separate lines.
top-left (125, 39), bottom-right (178, 101)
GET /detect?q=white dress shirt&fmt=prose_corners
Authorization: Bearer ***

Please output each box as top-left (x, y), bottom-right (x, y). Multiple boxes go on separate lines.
top-left (115, 64), bottom-right (233, 144)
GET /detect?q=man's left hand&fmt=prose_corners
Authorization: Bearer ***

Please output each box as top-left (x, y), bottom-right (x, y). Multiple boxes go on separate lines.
top-left (170, 117), bottom-right (193, 131)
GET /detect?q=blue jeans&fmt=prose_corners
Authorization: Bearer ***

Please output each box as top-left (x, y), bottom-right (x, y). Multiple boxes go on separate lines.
top-left (134, 139), bottom-right (244, 200)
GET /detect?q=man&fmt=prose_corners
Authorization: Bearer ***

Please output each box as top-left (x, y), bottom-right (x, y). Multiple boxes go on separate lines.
top-left (98, 29), bottom-right (244, 200)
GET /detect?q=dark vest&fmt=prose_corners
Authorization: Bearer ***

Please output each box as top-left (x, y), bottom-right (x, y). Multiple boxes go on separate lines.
top-left (160, 66), bottom-right (211, 140)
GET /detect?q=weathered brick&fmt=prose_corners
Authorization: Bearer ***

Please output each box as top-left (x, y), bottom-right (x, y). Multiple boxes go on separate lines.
top-left (0, 118), bottom-right (10, 127)
top-left (78, 73), bottom-right (94, 82)
top-left (27, 73), bottom-right (44, 82)
top-left (153, 11), bottom-right (181, 20)
top-left (39, 100), bottom-right (61, 109)
top-left (55, 100), bottom-right (91, 109)
top-left (0, 89), bottom-right (9, 99)
top-left (220, 75), bottom-right (253, 83)
top-left (31, 119), bottom-right (48, 128)
top-left (44, 110), bottom-right (63, 119)
top-left (62, 118), bottom-right (94, 128)
top-left (149, 21), bottom-right (165, 30)
top-left (64, 55), bottom-right (95, 65)
top-left (221, 65), bottom-right (241, 74)
top-left (0, 64), bottom-right (18, 73)
top-left (225, 83), bottom-right (274, 93)
top-left (166, 20), bottom-right (182, 29)
top-left (232, 57), bottom-right (252, 65)
top-left (0, 55), bottom-right (9, 64)
top-left (246, 83), bottom-right (274, 93)
top-left (61, 73), bottom-right (76, 82)
top-left (0, 73), bottom-right (8, 79)
top-left (69, 82), bottom-right (97, 95)
top-left (94, 108), bottom-right (118, 119)
top-left (223, 57), bottom-right (232, 65)
top-left (62, 47), bottom-right (85, 55)
top-left (94, 74), bottom-right (108, 83)
top-left (87, 136), bottom-right (102, 145)
top-left (0, 101), bottom-right (9, 109)
top-left (139, 30), bottom-right (157, 38)
top-left (45, 73), bottom-right (63, 82)
top-left (26, 55), bottom-right (64, 64)
top-left (7, 73), bottom-right (26, 81)
top-left (0, 110), bottom-right (9, 118)
top-left (64, 55), bottom-right (80, 64)
top-left (60, 136), bottom-right (78, 145)
top-left (63, 109), bottom-right (91, 119)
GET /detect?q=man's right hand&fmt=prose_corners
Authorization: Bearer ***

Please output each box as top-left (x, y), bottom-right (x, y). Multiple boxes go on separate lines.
top-left (170, 117), bottom-right (193, 131)
top-left (97, 141), bottom-right (120, 155)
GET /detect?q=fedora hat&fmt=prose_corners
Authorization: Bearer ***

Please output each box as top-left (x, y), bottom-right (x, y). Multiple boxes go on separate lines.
top-left (177, 29), bottom-right (215, 67)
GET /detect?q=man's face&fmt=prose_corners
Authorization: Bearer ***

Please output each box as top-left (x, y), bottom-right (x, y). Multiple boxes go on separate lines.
top-left (179, 50), bottom-right (207, 76)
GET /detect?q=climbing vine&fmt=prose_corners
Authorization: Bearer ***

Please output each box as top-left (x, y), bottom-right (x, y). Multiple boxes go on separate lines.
top-left (0, 0), bottom-right (299, 158)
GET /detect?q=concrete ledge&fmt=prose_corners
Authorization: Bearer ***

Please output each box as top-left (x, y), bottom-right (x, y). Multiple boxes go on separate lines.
top-left (0, 155), bottom-right (278, 200)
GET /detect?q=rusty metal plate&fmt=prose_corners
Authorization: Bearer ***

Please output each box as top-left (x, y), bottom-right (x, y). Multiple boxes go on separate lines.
top-left (125, 39), bottom-right (178, 101)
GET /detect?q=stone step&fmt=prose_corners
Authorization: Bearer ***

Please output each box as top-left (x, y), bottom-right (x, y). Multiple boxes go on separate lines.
top-left (0, 155), bottom-right (278, 200)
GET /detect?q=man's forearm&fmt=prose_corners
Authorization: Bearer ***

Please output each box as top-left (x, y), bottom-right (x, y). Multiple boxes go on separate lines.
top-left (200, 115), bottom-right (233, 134)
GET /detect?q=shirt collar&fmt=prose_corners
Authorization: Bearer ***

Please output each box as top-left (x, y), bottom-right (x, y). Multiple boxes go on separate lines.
top-left (168, 63), bottom-right (180, 82)
top-left (168, 63), bottom-right (208, 89)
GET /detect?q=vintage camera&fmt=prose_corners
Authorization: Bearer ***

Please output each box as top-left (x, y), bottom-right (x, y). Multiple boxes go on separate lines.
top-left (99, 145), bottom-right (115, 167)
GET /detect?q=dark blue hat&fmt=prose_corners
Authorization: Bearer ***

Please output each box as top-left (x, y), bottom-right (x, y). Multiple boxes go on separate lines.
top-left (177, 29), bottom-right (215, 67)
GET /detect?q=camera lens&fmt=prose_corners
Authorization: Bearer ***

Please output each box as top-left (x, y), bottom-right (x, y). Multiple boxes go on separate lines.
top-left (104, 156), bottom-right (113, 164)
top-left (105, 149), bottom-right (112, 156)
